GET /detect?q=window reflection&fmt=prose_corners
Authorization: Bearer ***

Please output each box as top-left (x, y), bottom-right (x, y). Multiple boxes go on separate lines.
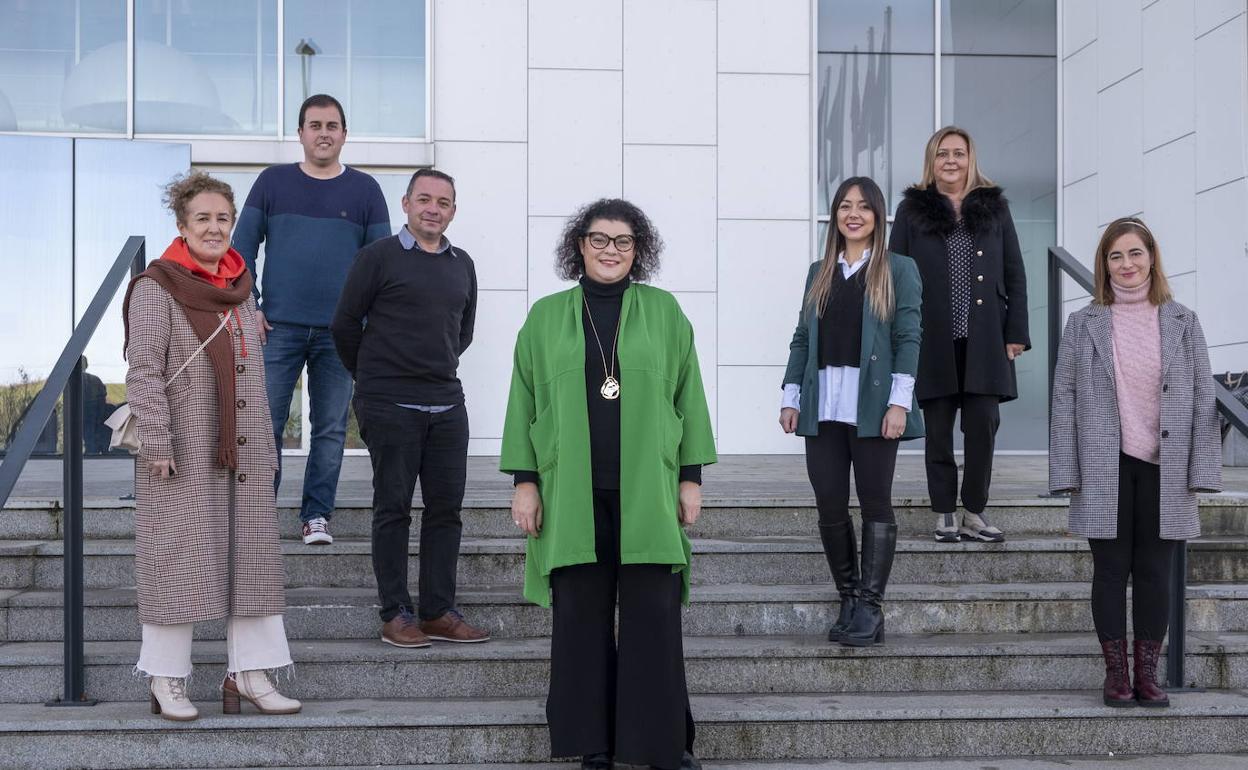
top-left (0, 1), bottom-right (126, 132)
top-left (819, 0), bottom-right (934, 54)
top-left (942, 0), bottom-right (1056, 56)
top-left (284, 0), bottom-right (427, 138)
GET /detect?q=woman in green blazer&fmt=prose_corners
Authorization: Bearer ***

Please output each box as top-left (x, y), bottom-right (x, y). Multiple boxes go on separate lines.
top-left (500, 199), bottom-right (716, 770)
top-left (780, 176), bottom-right (923, 647)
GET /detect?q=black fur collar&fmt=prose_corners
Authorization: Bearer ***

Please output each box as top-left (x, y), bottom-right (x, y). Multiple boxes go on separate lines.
top-left (901, 184), bottom-right (1008, 236)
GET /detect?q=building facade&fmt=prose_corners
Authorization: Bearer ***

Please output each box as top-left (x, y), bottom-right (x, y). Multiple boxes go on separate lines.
top-left (1, 0), bottom-right (1245, 455)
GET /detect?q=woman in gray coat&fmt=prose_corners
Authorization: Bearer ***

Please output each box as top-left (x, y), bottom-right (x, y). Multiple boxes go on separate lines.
top-left (125, 172), bottom-right (300, 721)
top-left (1049, 217), bottom-right (1221, 708)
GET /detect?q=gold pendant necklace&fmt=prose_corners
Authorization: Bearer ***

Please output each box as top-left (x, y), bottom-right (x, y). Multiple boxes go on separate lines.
top-left (583, 296), bottom-right (621, 400)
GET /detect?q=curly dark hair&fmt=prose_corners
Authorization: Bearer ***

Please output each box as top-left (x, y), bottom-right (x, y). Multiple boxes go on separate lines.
top-left (555, 198), bottom-right (663, 282)
top-left (162, 171), bottom-right (236, 226)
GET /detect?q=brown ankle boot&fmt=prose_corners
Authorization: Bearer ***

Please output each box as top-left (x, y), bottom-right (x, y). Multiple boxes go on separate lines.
top-left (1100, 639), bottom-right (1135, 707)
top-left (1132, 639), bottom-right (1170, 707)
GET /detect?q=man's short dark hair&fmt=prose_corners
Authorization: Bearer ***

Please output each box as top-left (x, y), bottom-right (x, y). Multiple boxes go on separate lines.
top-left (405, 168), bottom-right (456, 201)
top-left (298, 94), bottom-right (346, 129)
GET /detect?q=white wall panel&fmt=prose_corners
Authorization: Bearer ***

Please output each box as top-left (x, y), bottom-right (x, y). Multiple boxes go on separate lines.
top-left (1097, 74), bottom-right (1144, 224)
top-left (717, 0), bottom-right (809, 75)
top-left (1209, 341), bottom-right (1248, 374)
top-left (1062, 0), bottom-right (1098, 54)
top-left (460, 290), bottom-right (529, 439)
top-left (717, 365), bottom-right (802, 454)
top-left (624, 145), bottom-right (717, 292)
top-left (1061, 174), bottom-right (1099, 290)
top-left (1195, 0), bottom-right (1247, 36)
top-left (1195, 180), bottom-right (1248, 347)
top-left (529, 0), bottom-right (623, 70)
top-left (623, 0), bottom-right (716, 145)
top-left (528, 69), bottom-right (623, 216)
top-left (438, 142), bottom-right (528, 291)
top-left (1194, 19), bottom-right (1248, 191)
top-left (1098, 0), bottom-right (1142, 89)
top-left (671, 291), bottom-right (719, 438)
top-left (718, 74), bottom-right (810, 221)
top-left (1167, 270), bottom-right (1197, 308)
top-left (1141, 0), bottom-right (1196, 150)
top-left (717, 219), bottom-right (810, 366)
top-left (1062, 44), bottom-right (1098, 183)
top-left (527, 216), bottom-right (576, 307)
top-left (433, 0), bottom-right (527, 142)
top-left (1143, 134), bottom-right (1197, 275)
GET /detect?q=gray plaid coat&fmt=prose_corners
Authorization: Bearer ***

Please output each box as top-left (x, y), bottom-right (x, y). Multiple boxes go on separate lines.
top-left (126, 278), bottom-right (285, 625)
top-left (1049, 300), bottom-right (1222, 540)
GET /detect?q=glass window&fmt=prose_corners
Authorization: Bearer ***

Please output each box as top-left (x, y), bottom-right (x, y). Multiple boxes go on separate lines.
top-left (819, 0), bottom-right (934, 55)
top-left (817, 52), bottom-right (933, 216)
top-left (942, 0), bottom-right (1056, 56)
top-left (0, 1), bottom-right (127, 132)
top-left (941, 54), bottom-right (1057, 449)
top-left (284, 0), bottom-right (427, 138)
top-left (134, 0), bottom-right (278, 134)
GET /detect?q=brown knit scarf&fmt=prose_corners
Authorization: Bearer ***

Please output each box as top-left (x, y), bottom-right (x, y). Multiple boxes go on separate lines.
top-left (122, 261), bottom-right (254, 470)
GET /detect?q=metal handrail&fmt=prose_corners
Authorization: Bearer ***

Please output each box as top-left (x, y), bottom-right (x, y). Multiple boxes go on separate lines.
top-left (0, 235), bottom-right (146, 705)
top-left (1047, 245), bottom-right (1242, 691)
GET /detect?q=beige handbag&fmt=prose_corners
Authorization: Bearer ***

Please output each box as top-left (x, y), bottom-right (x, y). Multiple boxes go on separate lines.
top-left (106, 313), bottom-right (231, 453)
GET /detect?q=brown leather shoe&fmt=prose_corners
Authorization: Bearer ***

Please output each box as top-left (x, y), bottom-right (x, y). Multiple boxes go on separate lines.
top-left (381, 608), bottom-right (432, 648)
top-left (420, 609), bottom-right (491, 643)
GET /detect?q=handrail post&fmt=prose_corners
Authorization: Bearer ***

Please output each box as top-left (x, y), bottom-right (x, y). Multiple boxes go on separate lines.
top-left (1167, 543), bottom-right (1188, 688)
top-left (47, 357), bottom-right (95, 706)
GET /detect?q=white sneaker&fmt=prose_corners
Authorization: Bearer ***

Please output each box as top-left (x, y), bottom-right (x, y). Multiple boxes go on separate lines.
top-left (933, 512), bottom-right (960, 543)
top-left (302, 516), bottom-right (333, 545)
top-left (960, 511), bottom-right (1005, 542)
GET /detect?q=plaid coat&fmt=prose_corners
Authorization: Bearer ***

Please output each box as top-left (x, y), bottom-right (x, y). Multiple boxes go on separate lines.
top-left (1049, 301), bottom-right (1222, 540)
top-left (126, 278), bottom-right (285, 624)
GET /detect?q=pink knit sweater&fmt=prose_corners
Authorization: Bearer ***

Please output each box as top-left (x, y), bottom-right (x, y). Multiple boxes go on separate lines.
top-left (1109, 278), bottom-right (1161, 463)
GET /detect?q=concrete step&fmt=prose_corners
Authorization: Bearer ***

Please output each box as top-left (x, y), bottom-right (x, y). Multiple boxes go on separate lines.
top-left (6, 535), bottom-right (1247, 591)
top-left (2, 690), bottom-right (1247, 768)
top-left (4, 632), bottom-right (1248, 704)
top-left (6, 495), bottom-right (1247, 540)
top-left (6, 582), bottom-right (1248, 643)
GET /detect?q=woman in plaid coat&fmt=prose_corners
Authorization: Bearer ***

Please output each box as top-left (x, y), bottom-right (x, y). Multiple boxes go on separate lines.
top-left (1049, 217), bottom-right (1221, 708)
top-left (124, 172), bottom-right (300, 721)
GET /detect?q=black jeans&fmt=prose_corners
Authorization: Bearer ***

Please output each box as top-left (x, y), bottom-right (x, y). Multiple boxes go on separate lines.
top-left (922, 339), bottom-right (1001, 514)
top-left (1089, 453), bottom-right (1176, 642)
top-left (354, 397), bottom-right (469, 622)
top-left (804, 420), bottom-right (899, 525)
top-left (547, 488), bottom-right (694, 769)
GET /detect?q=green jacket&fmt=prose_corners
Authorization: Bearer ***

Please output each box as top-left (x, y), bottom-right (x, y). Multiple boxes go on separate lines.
top-left (782, 253), bottom-right (925, 439)
top-left (500, 282), bottom-right (717, 607)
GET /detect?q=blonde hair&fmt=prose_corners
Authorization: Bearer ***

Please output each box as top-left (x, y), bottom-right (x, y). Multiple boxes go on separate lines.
top-left (808, 176), bottom-right (894, 322)
top-left (163, 171), bottom-right (236, 226)
top-left (919, 126), bottom-right (994, 196)
top-left (1092, 217), bottom-right (1173, 306)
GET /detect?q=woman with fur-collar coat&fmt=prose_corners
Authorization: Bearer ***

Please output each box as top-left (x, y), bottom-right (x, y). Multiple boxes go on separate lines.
top-left (888, 126), bottom-right (1030, 544)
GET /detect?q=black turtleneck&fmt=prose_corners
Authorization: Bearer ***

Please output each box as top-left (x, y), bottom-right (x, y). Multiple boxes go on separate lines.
top-left (513, 274), bottom-right (701, 489)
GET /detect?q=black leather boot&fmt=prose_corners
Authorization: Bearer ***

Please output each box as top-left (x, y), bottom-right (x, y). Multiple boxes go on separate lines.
top-left (581, 753), bottom-right (613, 769)
top-left (818, 521), bottom-right (859, 642)
top-left (839, 521), bottom-right (897, 647)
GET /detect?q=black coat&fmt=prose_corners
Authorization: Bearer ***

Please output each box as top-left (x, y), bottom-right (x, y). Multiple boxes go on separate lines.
top-left (888, 185), bottom-right (1030, 403)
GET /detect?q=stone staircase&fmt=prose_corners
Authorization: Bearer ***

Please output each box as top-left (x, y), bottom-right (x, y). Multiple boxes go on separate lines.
top-left (1, 494), bottom-right (1247, 768)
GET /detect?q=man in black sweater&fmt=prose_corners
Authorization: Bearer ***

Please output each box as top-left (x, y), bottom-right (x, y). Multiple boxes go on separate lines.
top-left (331, 168), bottom-right (489, 648)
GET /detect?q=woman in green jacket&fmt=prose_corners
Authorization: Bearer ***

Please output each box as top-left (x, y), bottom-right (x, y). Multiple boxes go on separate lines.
top-left (500, 199), bottom-right (717, 770)
top-left (780, 176), bottom-right (923, 647)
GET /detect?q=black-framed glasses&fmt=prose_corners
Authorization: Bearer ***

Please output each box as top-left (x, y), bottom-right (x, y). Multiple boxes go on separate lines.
top-left (585, 232), bottom-right (635, 252)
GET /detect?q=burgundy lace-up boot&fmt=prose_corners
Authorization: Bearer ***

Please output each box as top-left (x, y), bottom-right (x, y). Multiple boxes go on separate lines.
top-left (1100, 639), bottom-right (1135, 707)
top-left (1132, 639), bottom-right (1170, 707)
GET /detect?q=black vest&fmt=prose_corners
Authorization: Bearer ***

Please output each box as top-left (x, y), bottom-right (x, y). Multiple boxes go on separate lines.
top-left (818, 262), bottom-right (865, 369)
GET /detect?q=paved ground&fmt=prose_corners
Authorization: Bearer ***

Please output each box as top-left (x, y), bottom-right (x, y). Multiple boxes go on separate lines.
top-left (7, 454), bottom-right (1248, 506)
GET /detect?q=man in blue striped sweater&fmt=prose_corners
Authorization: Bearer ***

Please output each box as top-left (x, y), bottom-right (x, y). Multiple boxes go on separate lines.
top-left (233, 94), bottom-right (391, 545)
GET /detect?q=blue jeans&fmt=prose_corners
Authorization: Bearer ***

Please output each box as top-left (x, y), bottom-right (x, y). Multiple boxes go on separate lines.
top-left (264, 322), bottom-right (353, 523)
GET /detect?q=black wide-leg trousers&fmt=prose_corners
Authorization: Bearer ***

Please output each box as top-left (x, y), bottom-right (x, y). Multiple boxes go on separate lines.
top-left (1088, 453), bottom-right (1176, 642)
top-left (922, 338), bottom-right (1001, 514)
top-left (546, 488), bottom-right (694, 769)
